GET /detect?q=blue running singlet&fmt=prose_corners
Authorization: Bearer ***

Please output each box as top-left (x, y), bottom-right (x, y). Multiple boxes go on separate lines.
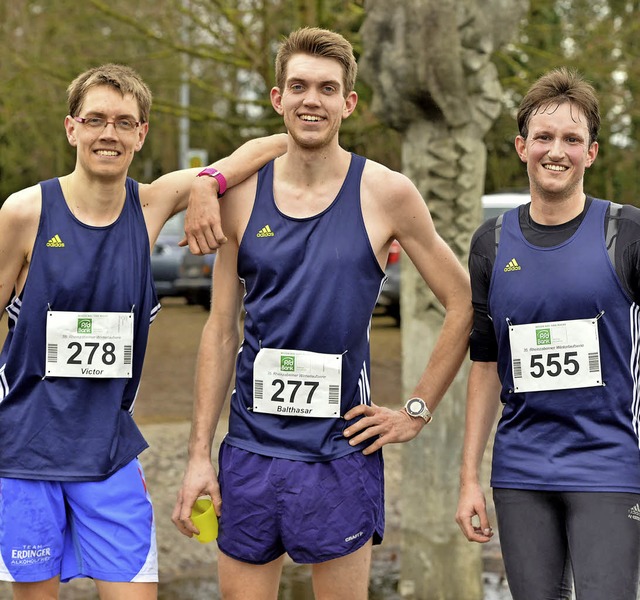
top-left (489, 199), bottom-right (640, 492)
top-left (226, 154), bottom-right (386, 461)
top-left (0, 178), bottom-right (160, 481)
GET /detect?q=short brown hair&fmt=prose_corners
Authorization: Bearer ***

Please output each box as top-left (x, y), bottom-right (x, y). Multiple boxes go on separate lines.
top-left (67, 63), bottom-right (153, 124)
top-left (517, 67), bottom-right (600, 145)
top-left (274, 27), bottom-right (357, 97)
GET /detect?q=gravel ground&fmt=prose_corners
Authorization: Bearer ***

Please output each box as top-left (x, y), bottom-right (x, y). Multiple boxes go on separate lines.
top-left (0, 422), bottom-right (222, 600)
top-left (0, 422), bottom-right (404, 599)
top-left (0, 421), bottom-right (510, 599)
top-left (0, 305), bottom-right (510, 598)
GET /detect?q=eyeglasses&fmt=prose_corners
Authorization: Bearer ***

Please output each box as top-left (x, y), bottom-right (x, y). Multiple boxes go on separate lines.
top-left (73, 116), bottom-right (141, 133)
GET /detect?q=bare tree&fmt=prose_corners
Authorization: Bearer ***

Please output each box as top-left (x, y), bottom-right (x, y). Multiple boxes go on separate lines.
top-left (360, 1), bottom-right (528, 598)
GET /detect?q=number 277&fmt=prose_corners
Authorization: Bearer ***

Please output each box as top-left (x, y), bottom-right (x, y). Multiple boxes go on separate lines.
top-left (271, 379), bottom-right (319, 404)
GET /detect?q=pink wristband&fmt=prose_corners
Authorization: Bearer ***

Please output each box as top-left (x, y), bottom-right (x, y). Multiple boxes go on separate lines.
top-left (197, 167), bottom-right (227, 196)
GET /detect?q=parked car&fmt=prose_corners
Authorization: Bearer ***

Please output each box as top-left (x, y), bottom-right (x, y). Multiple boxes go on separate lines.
top-left (174, 251), bottom-right (215, 309)
top-left (151, 211), bottom-right (187, 300)
top-left (481, 191), bottom-right (530, 220)
top-left (376, 192), bottom-right (530, 327)
top-left (376, 240), bottom-right (402, 325)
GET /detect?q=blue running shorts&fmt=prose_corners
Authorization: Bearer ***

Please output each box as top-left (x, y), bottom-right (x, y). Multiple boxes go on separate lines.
top-left (0, 458), bottom-right (157, 583)
top-left (217, 442), bottom-right (385, 565)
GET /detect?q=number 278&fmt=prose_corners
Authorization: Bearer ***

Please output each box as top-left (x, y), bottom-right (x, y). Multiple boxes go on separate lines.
top-left (67, 342), bottom-right (117, 365)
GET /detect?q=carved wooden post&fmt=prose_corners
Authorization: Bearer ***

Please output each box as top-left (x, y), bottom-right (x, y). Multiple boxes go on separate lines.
top-left (360, 1), bottom-right (528, 597)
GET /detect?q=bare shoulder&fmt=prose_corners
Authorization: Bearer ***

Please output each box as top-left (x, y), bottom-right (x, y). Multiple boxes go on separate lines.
top-left (0, 184), bottom-right (42, 307)
top-left (1, 184), bottom-right (42, 227)
top-left (360, 158), bottom-right (431, 241)
top-left (361, 159), bottom-right (417, 203)
top-left (360, 159), bottom-right (469, 309)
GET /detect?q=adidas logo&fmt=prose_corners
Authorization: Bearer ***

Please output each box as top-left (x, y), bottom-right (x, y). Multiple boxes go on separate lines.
top-left (504, 258), bottom-right (521, 272)
top-left (256, 225), bottom-right (275, 238)
top-left (46, 235), bottom-right (65, 248)
top-left (628, 503), bottom-right (640, 522)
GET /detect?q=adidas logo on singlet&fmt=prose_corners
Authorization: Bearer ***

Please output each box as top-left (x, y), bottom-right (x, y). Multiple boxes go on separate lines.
top-left (256, 225), bottom-right (275, 238)
top-left (46, 234), bottom-right (65, 248)
top-left (628, 503), bottom-right (640, 522)
top-left (504, 258), bottom-right (521, 272)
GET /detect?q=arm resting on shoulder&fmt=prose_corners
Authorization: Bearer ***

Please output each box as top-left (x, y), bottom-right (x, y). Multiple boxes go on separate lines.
top-left (183, 133), bottom-right (288, 254)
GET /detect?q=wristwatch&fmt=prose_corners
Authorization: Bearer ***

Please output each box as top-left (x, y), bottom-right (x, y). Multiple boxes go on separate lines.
top-left (404, 397), bottom-right (433, 424)
top-left (196, 167), bottom-right (227, 196)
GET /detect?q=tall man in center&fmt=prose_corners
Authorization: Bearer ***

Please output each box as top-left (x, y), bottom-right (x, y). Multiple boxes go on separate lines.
top-left (173, 27), bottom-right (472, 599)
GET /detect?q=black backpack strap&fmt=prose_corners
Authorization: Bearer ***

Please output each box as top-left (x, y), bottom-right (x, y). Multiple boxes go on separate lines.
top-left (494, 213), bottom-right (504, 256)
top-left (606, 202), bottom-right (622, 264)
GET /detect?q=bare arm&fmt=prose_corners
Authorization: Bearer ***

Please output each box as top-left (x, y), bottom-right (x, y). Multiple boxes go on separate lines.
top-left (344, 170), bottom-right (473, 452)
top-left (182, 133), bottom-right (287, 254)
top-left (140, 133), bottom-right (287, 249)
top-left (398, 205), bottom-right (473, 413)
top-left (455, 360), bottom-right (502, 543)
top-left (171, 185), bottom-right (247, 538)
top-left (0, 187), bottom-right (41, 315)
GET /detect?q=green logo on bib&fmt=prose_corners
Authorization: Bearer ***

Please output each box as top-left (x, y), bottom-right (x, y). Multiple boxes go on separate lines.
top-left (281, 355), bottom-right (295, 371)
top-left (535, 327), bottom-right (551, 345)
top-left (77, 318), bottom-right (92, 334)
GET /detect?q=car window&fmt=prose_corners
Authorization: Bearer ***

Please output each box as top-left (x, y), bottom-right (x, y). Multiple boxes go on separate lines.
top-left (481, 193), bottom-right (530, 220)
top-left (161, 212), bottom-right (185, 236)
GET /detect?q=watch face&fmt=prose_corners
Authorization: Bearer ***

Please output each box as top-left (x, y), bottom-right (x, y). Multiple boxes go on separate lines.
top-left (406, 398), bottom-right (426, 416)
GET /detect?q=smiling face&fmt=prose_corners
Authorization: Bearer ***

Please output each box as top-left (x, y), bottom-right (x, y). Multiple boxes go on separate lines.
top-left (64, 85), bottom-right (148, 181)
top-left (270, 53), bottom-right (357, 151)
top-left (515, 101), bottom-right (598, 203)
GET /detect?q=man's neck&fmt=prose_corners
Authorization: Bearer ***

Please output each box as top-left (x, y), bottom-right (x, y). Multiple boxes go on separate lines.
top-left (529, 189), bottom-right (587, 226)
top-left (61, 170), bottom-right (127, 226)
top-left (277, 141), bottom-right (350, 182)
top-left (272, 145), bottom-right (352, 218)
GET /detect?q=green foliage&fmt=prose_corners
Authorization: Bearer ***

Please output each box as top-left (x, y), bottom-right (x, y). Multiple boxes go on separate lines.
top-left (0, 0), bottom-right (392, 200)
top-left (2, 0), bottom-right (639, 205)
top-left (0, 0), bottom-right (188, 196)
top-left (485, 0), bottom-right (640, 206)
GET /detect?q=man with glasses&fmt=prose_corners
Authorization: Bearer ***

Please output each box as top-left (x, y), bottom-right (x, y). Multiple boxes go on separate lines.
top-left (0, 63), bottom-right (285, 599)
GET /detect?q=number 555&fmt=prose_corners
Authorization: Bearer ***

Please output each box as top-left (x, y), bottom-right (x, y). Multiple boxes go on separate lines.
top-left (530, 352), bottom-right (579, 378)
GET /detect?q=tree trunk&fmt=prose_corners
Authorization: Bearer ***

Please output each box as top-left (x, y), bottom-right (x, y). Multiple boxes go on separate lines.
top-left (360, 1), bottom-right (529, 597)
top-left (398, 121), bottom-right (487, 599)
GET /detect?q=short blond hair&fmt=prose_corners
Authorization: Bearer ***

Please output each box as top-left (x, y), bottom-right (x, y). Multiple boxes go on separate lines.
top-left (67, 63), bottom-right (152, 123)
top-left (275, 27), bottom-right (357, 97)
